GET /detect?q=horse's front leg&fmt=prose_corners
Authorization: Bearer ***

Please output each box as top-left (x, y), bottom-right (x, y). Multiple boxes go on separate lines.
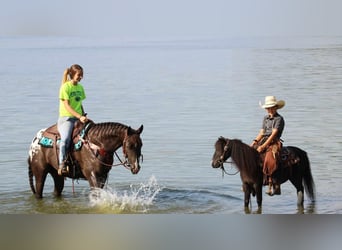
top-left (255, 184), bottom-right (263, 209)
top-left (87, 170), bottom-right (108, 188)
top-left (243, 183), bottom-right (251, 208)
top-left (88, 170), bottom-right (99, 188)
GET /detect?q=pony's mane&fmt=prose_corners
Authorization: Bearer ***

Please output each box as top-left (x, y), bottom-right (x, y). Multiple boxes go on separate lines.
top-left (88, 122), bottom-right (128, 140)
top-left (228, 139), bottom-right (260, 173)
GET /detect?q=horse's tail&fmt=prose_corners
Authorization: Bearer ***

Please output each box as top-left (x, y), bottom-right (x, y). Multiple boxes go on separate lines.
top-left (28, 157), bottom-right (36, 194)
top-left (300, 149), bottom-right (315, 202)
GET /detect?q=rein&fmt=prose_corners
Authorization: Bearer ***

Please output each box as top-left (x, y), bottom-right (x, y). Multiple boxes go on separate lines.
top-left (83, 137), bottom-right (132, 170)
top-left (220, 161), bottom-right (240, 177)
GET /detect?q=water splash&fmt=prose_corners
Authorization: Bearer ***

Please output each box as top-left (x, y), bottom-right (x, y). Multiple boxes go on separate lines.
top-left (88, 176), bottom-right (161, 213)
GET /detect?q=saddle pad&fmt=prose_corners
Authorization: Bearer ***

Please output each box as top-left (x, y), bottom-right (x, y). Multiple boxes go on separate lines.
top-left (38, 136), bottom-right (54, 148)
top-left (38, 121), bottom-right (93, 150)
top-left (38, 135), bottom-right (82, 150)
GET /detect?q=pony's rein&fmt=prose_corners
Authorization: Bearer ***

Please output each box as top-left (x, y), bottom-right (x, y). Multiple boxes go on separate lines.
top-left (220, 161), bottom-right (239, 176)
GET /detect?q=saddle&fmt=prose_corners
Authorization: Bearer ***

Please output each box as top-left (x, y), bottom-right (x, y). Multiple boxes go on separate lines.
top-left (38, 120), bottom-right (94, 150)
top-left (259, 141), bottom-right (300, 165)
top-left (260, 144), bottom-right (300, 179)
top-left (261, 146), bottom-right (300, 186)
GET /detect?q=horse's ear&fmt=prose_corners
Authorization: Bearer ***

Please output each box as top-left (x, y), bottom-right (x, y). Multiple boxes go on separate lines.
top-left (127, 126), bottom-right (133, 136)
top-left (137, 124), bottom-right (143, 134)
top-left (127, 125), bottom-right (143, 136)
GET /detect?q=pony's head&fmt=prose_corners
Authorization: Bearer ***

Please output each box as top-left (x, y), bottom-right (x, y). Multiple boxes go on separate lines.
top-left (123, 125), bottom-right (144, 174)
top-left (211, 136), bottom-right (231, 168)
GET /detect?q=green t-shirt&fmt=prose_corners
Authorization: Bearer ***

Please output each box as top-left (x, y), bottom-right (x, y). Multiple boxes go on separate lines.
top-left (59, 81), bottom-right (86, 117)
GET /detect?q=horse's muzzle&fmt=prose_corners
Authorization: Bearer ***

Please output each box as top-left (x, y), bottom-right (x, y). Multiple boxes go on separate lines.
top-left (130, 161), bottom-right (141, 174)
top-left (211, 159), bottom-right (223, 169)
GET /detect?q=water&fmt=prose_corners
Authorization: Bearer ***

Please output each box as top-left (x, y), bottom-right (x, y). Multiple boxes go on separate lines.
top-left (0, 36), bottom-right (342, 214)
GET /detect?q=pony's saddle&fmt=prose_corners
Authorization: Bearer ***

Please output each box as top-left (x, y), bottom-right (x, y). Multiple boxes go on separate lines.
top-left (38, 120), bottom-right (93, 150)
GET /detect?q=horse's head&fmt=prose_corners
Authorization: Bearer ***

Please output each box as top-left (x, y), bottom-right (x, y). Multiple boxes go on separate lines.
top-left (211, 136), bottom-right (231, 168)
top-left (123, 125), bottom-right (144, 174)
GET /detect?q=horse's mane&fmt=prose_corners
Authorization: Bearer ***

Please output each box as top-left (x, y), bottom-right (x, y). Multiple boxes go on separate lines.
top-left (228, 139), bottom-right (260, 174)
top-left (88, 122), bottom-right (129, 140)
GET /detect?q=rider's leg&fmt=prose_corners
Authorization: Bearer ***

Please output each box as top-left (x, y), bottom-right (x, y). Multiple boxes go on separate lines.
top-left (57, 117), bottom-right (76, 175)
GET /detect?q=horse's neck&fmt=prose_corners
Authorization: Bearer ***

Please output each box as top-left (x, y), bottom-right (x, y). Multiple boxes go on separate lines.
top-left (88, 123), bottom-right (127, 150)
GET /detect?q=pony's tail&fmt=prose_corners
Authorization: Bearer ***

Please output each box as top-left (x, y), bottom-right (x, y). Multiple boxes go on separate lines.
top-left (28, 157), bottom-right (36, 194)
top-left (301, 150), bottom-right (316, 202)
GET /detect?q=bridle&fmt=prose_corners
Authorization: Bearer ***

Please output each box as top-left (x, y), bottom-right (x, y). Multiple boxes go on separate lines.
top-left (120, 136), bottom-right (143, 169)
top-left (83, 135), bottom-right (142, 171)
top-left (217, 138), bottom-right (239, 176)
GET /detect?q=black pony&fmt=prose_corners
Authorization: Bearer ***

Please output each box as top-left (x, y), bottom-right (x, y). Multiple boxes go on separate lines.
top-left (28, 121), bottom-right (143, 199)
top-left (212, 137), bottom-right (315, 210)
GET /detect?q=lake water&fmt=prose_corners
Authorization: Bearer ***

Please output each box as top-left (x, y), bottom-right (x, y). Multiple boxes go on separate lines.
top-left (0, 36), bottom-right (341, 214)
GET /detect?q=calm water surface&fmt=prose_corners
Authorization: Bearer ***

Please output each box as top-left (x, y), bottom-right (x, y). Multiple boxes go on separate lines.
top-left (0, 36), bottom-right (341, 214)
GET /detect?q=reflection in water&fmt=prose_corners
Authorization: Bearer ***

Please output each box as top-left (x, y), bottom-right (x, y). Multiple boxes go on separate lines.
top-left (245, 207), bottom-right (262, 214)
top-left (304, 202), bottom-right (316, 214)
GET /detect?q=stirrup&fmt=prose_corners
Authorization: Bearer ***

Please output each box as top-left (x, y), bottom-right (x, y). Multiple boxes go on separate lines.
top-left (58, 165), bottom-right (69, 176)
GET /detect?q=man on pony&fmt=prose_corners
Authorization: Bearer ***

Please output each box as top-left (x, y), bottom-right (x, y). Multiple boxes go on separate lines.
top-left (251, 96), bottom-right (285, 196)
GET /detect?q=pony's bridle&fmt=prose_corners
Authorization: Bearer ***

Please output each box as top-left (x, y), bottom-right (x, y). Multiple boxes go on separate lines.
top-left (218, 138), bottom-right (230, 166)
top-left (218, 139), bottom-right (239, 176)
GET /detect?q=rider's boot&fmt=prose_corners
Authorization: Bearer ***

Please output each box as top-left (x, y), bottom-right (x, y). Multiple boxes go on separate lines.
top-left (58, 162), bottom-right (69, 176)
top-left (273, 184), bottom-right (281, 195)
top-left (265, 178), bottom-right (273, 196)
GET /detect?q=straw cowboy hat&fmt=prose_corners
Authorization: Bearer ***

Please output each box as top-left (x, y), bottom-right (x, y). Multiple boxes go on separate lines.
top-left (259, 96), bottom-right (285, 109)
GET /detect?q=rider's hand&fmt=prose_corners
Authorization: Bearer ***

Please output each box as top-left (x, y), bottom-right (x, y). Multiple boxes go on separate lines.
top-left (257, 145), bottom-right (265, 153)
top-left (79, 115), bottom-right (88, 123)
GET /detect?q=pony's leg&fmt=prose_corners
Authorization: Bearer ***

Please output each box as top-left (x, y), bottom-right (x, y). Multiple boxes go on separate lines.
top-left (243, 183), bottom-right (251, 208)
top-left (256, 184), bottom-right (263, 208)
top-left (297, 191), bottom-right (304, 206)
top-left (289, 178), bottom-right (304, 206)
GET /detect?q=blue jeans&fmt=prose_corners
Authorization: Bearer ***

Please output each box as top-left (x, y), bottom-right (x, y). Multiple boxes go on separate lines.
top-left (57, 116), bottom-right (77, 165)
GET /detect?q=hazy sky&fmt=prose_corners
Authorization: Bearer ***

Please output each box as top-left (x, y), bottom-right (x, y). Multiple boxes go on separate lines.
top-left (1, 0), bottom-right (342, 39)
